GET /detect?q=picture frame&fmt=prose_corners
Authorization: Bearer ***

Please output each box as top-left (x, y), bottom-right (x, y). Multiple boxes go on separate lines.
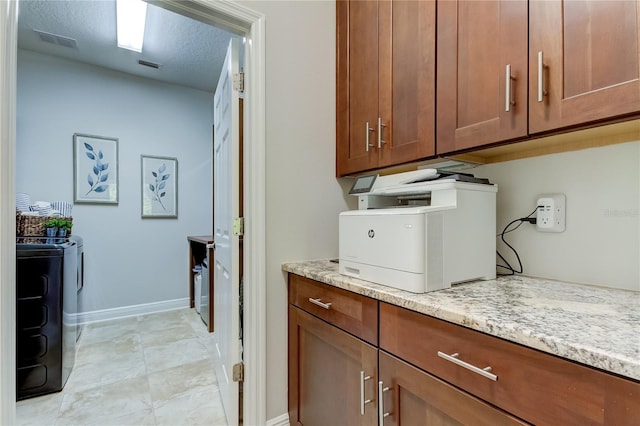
top-left (141, 155), bottom-right (178, 218)
top-left (73, 133), bottom-right (119, 204)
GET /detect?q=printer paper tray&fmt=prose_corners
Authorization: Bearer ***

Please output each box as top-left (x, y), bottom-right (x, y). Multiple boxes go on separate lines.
top-left (339, 260), bottom-right (446, 294)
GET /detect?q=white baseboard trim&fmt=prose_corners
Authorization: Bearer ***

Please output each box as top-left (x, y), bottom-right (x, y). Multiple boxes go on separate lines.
top-left (74, 298), bottom-right (190, 325)
top-left (266, 413), bottom-right (290, 426)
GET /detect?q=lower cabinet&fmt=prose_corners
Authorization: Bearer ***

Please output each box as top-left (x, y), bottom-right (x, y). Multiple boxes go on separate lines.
top-left (379, 302), bottom-right (640, 425)
top-left (288, 306), bottom-right (378, 426)
top-left (288, 275), bottom-right (526, 425)
top-left (378, 351), bottom-right (525, 426)
top-left (288, 274), bottom-right (640, 425)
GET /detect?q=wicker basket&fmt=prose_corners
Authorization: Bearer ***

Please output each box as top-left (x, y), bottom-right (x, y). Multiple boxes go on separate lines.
top-left (16, 212), bottom-right (73, 237)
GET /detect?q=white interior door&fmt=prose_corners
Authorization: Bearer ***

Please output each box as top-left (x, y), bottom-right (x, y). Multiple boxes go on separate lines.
top-left (213, 38), bottom-right (241, 426)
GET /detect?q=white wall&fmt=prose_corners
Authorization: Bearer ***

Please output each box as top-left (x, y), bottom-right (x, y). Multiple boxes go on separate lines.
top-left (16, 50), bottom-right (213, 312)
top-left (238, 0), bottom-right (350, 420)
top-left (476, 141), bottom-right (640, 291)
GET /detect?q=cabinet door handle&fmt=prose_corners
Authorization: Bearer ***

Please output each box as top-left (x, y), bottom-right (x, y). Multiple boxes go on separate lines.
top-left (537, 51), bottom-right (547, 102)
top-left (437, 351), bottom-right (498, 381)
top-left (365, 122), bottom-right (375, 152)
top-left (505, 64), bottom-right (515, 112)
top-left (308, 297), bottom-right (332, 310)
top-left (377, 117), bottom-right (386, 148)
top-left (378, 381), bottom-right (390, 424)
top-left (360, 371), bottom-right (372, 415)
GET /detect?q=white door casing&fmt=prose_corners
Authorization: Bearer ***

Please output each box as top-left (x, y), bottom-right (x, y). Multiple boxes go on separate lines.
top-left (213, 38), bottom-right (241, 426)
top-left (0, 1), bottom-right (18, 424)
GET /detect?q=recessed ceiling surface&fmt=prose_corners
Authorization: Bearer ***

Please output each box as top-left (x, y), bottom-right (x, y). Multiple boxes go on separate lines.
top-left (17, 0), bottom-right (238, 92)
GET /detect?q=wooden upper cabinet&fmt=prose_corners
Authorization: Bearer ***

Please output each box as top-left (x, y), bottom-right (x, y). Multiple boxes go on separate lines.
top-left (338, 0), bottom-right (640, 170)
top-left (437, 0), bottom-right (528, 154)
top-left (529, 0), bottom-right (640, 133)
top-left (337, 0), bottom-right (379, 176)
top-left (336, 0), bottom-right (436, 177)
top-left (378, 0), bottom-right (436, 166)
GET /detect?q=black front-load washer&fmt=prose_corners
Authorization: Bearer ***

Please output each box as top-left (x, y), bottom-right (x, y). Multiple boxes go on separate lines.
top-left (16, 238), bottom-right (77, 400)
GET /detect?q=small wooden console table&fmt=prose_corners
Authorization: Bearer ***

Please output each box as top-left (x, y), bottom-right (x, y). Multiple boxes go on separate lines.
top-left (187, 235), bottom-right (214, 332)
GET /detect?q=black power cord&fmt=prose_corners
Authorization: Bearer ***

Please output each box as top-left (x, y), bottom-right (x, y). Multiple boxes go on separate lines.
top-left (496, 206), bottom-right (540, 276)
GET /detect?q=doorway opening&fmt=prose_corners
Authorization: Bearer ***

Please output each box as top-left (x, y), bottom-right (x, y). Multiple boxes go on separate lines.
top-left (0, 1), bottom-right (266, 424)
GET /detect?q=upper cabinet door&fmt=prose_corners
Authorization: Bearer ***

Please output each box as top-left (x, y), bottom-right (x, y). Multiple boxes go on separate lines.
top-left (437, 0), bottom-right (528, 154)
top-left (529, 0), bottom-right (640, 134)
top-left (336, 0), bottom-right (380, 176)
top-left (337, 0), bottom-right (436, 177)
top-left (378, 0), bottom-right (436, 165)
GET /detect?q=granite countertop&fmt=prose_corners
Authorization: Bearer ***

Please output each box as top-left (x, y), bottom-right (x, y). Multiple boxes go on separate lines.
top-left (282, 259), bottom-right (640, 382)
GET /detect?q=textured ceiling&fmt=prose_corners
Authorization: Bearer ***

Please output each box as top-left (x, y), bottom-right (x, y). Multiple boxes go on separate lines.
top-left (17, 0), bottom-right (238, 92)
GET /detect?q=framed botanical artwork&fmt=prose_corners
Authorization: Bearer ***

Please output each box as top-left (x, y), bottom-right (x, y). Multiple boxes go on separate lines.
top-left (141, 155), bottom-right (178, 218)
top-left (73, 133), bottom-right (119, 204)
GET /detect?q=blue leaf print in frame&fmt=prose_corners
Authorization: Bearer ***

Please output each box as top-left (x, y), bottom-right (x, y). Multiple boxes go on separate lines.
top-left (148, 163), bottom-right (170, 210)
top-left (73, 133), bottom-right (119, 204)
top-left (141, 155), bottom-right (178, 218)
top-left (85, 143), bottom-right (110, 195)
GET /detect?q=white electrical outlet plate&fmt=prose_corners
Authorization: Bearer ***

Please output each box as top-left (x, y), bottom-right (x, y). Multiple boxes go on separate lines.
top-left (536, 194), bottom-right (566, 233)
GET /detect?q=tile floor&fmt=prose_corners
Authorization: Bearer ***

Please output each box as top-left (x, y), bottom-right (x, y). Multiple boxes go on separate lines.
top-left (16, 308), bottom-right (229, 426)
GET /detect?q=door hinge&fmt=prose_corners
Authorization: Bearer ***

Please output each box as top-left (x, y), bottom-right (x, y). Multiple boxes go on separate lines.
top-left (232, 362), bottom-right (244, 382)
top-left (233, 217), bottom-right (244, 236)
top-left (233, 72), bottom-right (244, 93)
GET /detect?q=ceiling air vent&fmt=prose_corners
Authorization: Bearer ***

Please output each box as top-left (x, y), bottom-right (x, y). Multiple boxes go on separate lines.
top-left (138, 60), bottom-right (160, 69)
top-left (33, 30), bottom-right (78, 49)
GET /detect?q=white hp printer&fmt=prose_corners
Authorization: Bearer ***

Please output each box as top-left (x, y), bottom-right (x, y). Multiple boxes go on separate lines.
top-left (339, 169), bottom-right (497, 293)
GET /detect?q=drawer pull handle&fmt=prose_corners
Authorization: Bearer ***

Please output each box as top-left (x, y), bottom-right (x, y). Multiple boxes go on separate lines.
top-left (360, 371), bottom-right (372, 415)
top-left (437, 351), bottom-right (498, 381)
top-left (308, 297), bottom-right (332, 310)
top-left (378, 381), bottom-right (391, 423)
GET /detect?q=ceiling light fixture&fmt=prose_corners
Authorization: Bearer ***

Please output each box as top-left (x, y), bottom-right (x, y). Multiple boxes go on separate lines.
top-left (116, 0), bottom-right (147, 53)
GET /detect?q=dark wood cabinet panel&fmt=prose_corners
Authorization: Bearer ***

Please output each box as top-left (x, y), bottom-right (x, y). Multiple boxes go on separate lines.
top-left (337, 0), bottom-right (380, 176)
top-left (289, 274), bottom-right (378, 345)
top-left (437, 0), bottom-right (528, 154)
top-left (339, 0), bottom-right (640, 172)
top-left (438, 0), bottom-right (640, 155)
top-left (378, 0), bottom-right (436, 165)
top-left (529, 0), bottom-right (640, 133)
top-left (288, 275), bottom-right (640, 426)
top-left (379, 351), bottom-right (526, 426)
top-left (336, 0), bottom-right (436, 177)
top-left (288, 306), bottom-right (378, 426)
top-left (379, 302), bottom-right (640, 426)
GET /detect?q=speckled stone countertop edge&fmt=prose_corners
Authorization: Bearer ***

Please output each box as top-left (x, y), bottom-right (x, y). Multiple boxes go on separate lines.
top-left (282, 260), bottom-right (640, 382)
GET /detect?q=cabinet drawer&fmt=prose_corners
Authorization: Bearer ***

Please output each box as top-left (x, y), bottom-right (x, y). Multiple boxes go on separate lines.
top-left (379, 351), bottom-right (527, 426)
top-left (380, 302), bottom-right (640, 426)
top-left (288, 274), bottom-right (378, 345)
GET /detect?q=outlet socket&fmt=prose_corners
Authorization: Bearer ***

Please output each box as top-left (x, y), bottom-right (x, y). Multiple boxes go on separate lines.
top-left (536, 194), bottom-right (566, 233)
